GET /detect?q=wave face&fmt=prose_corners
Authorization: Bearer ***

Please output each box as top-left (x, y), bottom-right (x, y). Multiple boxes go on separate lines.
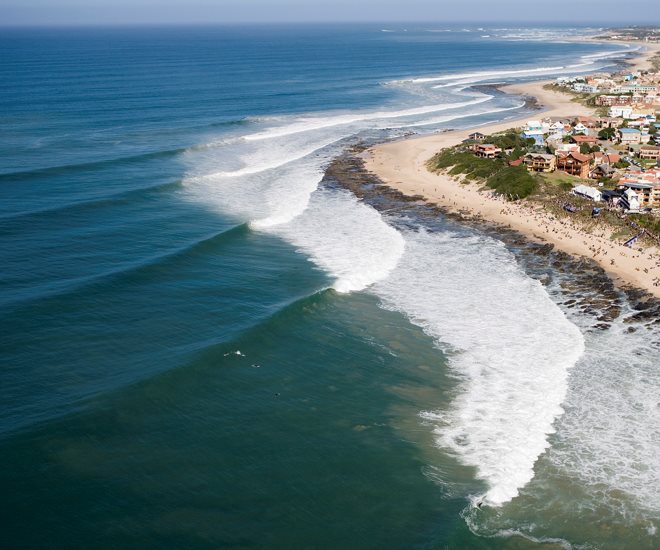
top-left (373, 228), bottom-right (585, 506)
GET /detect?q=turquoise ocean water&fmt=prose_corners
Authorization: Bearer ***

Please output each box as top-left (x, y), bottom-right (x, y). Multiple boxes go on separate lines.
top-left (1, 25), bottom-right (658, 548)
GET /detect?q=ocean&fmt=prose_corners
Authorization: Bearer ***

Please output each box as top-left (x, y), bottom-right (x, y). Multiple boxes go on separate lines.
top-left (1, 24), bottom-right (658, 548)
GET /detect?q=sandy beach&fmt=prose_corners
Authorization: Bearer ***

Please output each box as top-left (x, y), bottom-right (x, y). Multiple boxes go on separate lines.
top-left (364, 43), bottom-right (660, 297)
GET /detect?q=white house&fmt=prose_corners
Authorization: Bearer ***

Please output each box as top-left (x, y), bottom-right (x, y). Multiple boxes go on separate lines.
top-left (573, 123), bottom-right (589, 135)
top-left (609, 106), bottom-right (633, 118)
top-left (572, 83), bottom-right (599, 93)
top-left (622, 188), bottom-right (640, 211)
top-left (549, 121), bottom-right (566, 134)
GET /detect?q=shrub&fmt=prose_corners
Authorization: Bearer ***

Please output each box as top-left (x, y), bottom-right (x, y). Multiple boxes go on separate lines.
top-left (485, 166), bottom-right (538, 199)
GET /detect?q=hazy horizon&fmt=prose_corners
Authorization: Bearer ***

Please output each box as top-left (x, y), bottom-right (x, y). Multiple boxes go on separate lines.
top-left (1, 0), bottom-right (658, 27)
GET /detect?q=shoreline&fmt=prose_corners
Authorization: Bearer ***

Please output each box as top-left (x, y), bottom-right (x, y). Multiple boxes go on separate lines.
top-left (364, 42), bottom-right (660, 298)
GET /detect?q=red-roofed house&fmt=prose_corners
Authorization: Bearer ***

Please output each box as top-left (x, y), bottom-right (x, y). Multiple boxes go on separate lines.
top-left (557, 151), bottom-right (591, 178)
top-left (473, 144), bottom-right (502, 159)
top-left (571, 135), bottom-right (598, 146)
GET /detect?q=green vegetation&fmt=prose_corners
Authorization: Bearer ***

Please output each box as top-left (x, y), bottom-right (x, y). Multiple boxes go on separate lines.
top-left (598, 127), bottom-right (616, 140)
top-left (579, 143), bottom-right (600, 154)
top-left (485, 165), bottom-right (538, 198)
top-left (427, 142), bottom-right (538, 200)
top-left (629, 213), bottom-right (660, 236)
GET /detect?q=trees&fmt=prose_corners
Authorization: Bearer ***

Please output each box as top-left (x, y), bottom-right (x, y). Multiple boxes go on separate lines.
top-left (598, 127), bottom-right (616, 140)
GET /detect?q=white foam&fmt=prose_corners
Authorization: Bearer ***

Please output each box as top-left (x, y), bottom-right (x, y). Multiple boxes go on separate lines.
top-left (265, 188), bottom-right (405, 293)
top-left (386, 102), bottom-right (525, 130)
top-left (404, 66), bottom-right (567, 85)
top-left (205, 133), bottom-right (348, 178)
top-left (243, 98), bottom-right (490, 142)
top-left (547, 320), bottom-right (660, 514)
top-left (248, 163), bottom-right (324, 229)
top-left (372, 228), bottom-right (584, 506)
top-left (399, 46), bottom-right (630, 90)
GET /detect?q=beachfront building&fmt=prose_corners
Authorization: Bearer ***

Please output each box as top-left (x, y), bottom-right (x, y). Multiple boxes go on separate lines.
top-left (620, 188), bottom-right (641, 212)
top-left (549, 121), bottom-right (566, 134)
top-left (618, 128), bottom-right (642, 145)
top-left (618, 172), bottom-right (660, 208)
top-left (468, 132), bottom-right (486, 142)
top-left (522, 120), bottom-right (548, 145)
top-left (572, 83), bottom-right (599, 93)
top-left (556, 143), bottom-right (580, 154)
top-left (556, 151), bottom-right (591, 179)
top-left (597, 95), bottom-right (633, 107)
top-left (523, 153), bottom-right (556, 173)
top-left (473, 144), bottom-right (502, 159)
top-left (609, 106), bottom-right (633, 118)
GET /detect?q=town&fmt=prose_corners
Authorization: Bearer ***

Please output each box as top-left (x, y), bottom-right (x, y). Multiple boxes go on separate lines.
top-left (449, 61), bottom-right (660, 248)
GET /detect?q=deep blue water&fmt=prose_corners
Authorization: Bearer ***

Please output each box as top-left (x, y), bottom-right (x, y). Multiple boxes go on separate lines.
top-left (2, 25), bottom-right (657, 549)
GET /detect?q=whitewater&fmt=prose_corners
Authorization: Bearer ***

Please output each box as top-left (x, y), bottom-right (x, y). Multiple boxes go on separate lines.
top-left (180, 36), bottom-right (658, 544)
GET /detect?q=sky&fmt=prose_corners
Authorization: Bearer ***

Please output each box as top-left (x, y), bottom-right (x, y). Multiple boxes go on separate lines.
top-left (1, 0), bottom-right (658, 26)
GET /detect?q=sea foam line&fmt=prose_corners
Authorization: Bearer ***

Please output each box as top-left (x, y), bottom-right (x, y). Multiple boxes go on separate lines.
top-left (373, 228), bottom-right (584, 506)
top-left (243, 97), bottom-right (491, 142)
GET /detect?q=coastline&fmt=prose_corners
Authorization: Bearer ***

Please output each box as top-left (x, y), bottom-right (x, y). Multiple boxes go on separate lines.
top-left (364, 43), bottom-right (660, 298)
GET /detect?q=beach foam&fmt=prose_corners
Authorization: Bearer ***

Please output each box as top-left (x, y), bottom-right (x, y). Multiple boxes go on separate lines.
top-left (265, 188), bottom-right (405, 292)
top-left (242, 98), bottom-right (491, 142)
top-left (548, 320), bottom-right (660, 514)
top-left (373, 228), bottom-right (584, 506)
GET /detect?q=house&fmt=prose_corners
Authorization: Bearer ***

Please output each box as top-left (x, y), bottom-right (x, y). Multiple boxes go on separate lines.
top-left (618, 128), bottom-right (642, 145)
top-left (577, 116), bottom-right (597, 128)
top-left (571, 134), bottom-right (598, 146)
top-left (557, 151), bottom-right (591, 178)
top-left (556, 143), bottom-right (580, 154)
top-left (473, 144), bottom-right (502, 158)
top-left (523, 120), bottom-right (547, 145)
top-left (620, 188), bottom-right (641, 211)
top-left (548, 121), bottom-right (566, 134)
top-left (597, 95), bottom-right (632, 107)
top-left (573, 184), bottom-right (602, 201)
top-left (572, 83), bottom-right (599, 93)
top-left (609, 106), bottom-right (633, 118)
top-left (468, 132), bottom-right (486, 142)
top-left (595, 117), bottom-right (615, 128)
top-left (573, 123), bottom-right (589, 135)
top-left (590, 164), bottom-right (617, 179)
top-left (618, 179), bottom-right (660, 208)
top-left (523, 153), bottom-right (556, 173)
top-left (639, 145), bottom-right (660, 160)
top-left (591, 151), bottom-right (620, 165)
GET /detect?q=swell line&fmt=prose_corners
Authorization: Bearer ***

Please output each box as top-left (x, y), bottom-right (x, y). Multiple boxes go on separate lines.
top-left (1, 224), bottom-right (249, 312)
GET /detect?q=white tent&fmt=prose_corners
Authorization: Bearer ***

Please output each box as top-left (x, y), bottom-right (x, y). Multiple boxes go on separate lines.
top-left (572, 185), bottom-right (602, 202)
